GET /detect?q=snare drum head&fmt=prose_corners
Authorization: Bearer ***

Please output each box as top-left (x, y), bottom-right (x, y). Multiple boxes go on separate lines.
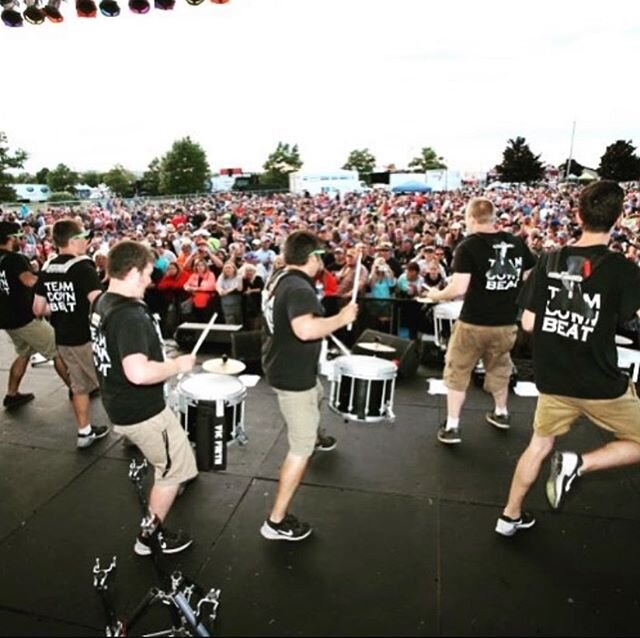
top-left (335, 354), bottom-right (396, 379)
top-left (178, 373), bottom-right (246, 404)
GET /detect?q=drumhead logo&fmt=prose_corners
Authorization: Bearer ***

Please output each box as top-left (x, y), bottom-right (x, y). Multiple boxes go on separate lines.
top-left (541, 286), bottom-right (601, 342)
top-left (485, 242), bottom-right (522, 291)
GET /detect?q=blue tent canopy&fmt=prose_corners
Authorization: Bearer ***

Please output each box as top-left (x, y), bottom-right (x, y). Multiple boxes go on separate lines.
top-left (391, 180), bottom-right (432, 193)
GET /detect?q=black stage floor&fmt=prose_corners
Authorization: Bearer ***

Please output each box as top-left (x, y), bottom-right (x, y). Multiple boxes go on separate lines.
top-left (1, 335), bottom-right (640, 636)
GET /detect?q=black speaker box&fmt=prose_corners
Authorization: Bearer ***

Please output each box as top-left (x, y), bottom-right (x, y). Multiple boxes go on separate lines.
top-left (174, 322), bottom-right (241, 354)
top-left (353, 329), bottom-right (419, 379)
top-left (231, 330), bottom-right (263, 375)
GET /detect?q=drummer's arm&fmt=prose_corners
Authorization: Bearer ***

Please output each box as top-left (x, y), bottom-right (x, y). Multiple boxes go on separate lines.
top-left (291, 305), bottom-right (356, 342)
top-left (521, 309), bottom-right (535, 332)
top-left (123, 353), bottom-right (195, 385)
top-left (427, 272), bottom-right (470, 302)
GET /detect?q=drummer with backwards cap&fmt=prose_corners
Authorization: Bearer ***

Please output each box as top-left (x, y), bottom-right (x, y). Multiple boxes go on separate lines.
top-left (261, 230), bottom-right (358, 541)
top-left (425, 198), bottom-right (536, 445)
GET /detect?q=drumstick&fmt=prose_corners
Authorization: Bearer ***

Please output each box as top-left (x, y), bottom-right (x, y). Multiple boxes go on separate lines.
top-left (347, 253), bottom-right (362, 332)
top-left (191, 312), bottom-right (218, 357)
top-left (329, 333), bottom-right (351, 357)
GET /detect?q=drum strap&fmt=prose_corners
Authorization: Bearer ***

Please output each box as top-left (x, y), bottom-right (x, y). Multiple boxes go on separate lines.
top-left (90, 292), bottom-right (152, 333)
top-left (161, 429), bottom-right (172, 479)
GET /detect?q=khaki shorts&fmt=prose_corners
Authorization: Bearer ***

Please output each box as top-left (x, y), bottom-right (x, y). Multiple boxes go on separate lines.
top-left (534, 382), bottom-right (640, 445)
top-left (443, 321), bottom-right (517, 393)
top-left (6, 319), bottom-right (58, 360)
top-left (114, 407), bottom-right (198, 487)
top-left (274, 378), bottom-right (323, 458)
top-left (57, 343), bottom-right (99, 395)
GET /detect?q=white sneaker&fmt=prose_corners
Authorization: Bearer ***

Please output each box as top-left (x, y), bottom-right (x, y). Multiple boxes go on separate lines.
top-left (495, 512), bottom-right (536, 537)
top-left (546, 451), bottom-right (582, 509)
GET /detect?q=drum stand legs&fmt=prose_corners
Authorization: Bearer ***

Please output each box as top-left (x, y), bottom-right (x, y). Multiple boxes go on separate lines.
top-left (91, 459), bottom-right (221, 637)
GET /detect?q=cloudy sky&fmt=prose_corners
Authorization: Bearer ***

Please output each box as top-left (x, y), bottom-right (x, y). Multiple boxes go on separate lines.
top-left (1, 0), bottom-right (639, 176)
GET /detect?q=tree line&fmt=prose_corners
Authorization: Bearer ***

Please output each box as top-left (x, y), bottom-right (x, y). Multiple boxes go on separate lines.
top-left (1, 132), bottom-right (640, 203)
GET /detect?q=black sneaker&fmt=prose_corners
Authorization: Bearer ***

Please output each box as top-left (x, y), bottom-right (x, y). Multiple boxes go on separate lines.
top-left (260, 514), bottom-right (313, 541)
top-left (437, 423), bottom-right (461, 445)
top-left (314, 434), bottom-right (337, 453)
top-left (77, 425), bottom-right (110, 449)
top-left (546, 451), bottom-right (582, 509)
top-left (485, 411), bottom-right (511, 430)
top-left (495, 511), bottom-right (536, 537)
top-left (3, 392), bottom-right (35, 410)
top-left (134, 527), bottom-right (193, 556)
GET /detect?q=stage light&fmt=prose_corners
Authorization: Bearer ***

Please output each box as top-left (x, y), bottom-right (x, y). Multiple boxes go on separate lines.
top-left (76, 0), bottom-right (97, 16)
top-left (99, 0), bottom-right (119, 15)
top-left (23, 0), bottom-right (45, 24)
top-left (1, 0), bottom-right (23, 26)
top-left (154, 0), bottom-right (174, 9)
top-left (43, 0), bottom-right (63, 22)
top-left (185, 0), bottom-right (205, 5)
top-left (129, 0), bottom-right (149, 13)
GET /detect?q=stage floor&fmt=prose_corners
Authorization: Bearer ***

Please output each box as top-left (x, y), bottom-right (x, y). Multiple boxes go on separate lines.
top-left (1, 334), bottom-right (639, 637)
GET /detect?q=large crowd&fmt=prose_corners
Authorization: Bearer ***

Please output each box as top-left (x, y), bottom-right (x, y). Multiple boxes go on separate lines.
top-left (1, 182), bottom-right (639, 338)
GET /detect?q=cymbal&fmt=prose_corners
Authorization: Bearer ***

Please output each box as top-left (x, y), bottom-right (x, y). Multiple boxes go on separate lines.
top-left (357, 341), bottom-right (396, 353)
top-left (202, 357), bottom-right (247, 375)
top-left (615, 335), bottom-right (633, 346)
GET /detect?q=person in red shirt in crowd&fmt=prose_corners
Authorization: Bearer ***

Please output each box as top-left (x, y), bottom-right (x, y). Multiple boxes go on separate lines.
top-left (315, 262), bottom-right (339, 317)
top-left (184, 259), bottom-right (216, 322)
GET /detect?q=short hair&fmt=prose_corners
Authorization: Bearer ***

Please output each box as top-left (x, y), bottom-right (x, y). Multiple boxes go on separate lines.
top-left (107, 240), bottom-right (154, 281)
top-left (52, 219), bottom-right (82, 249)
top-left (466, 197), bottom-right (495, 224)
top-left (578, 180), bottom-right (624, 232)
top-left (283, 230), bottom-right (321, 266)
top-left (406, 262), bottom-right (420, 273)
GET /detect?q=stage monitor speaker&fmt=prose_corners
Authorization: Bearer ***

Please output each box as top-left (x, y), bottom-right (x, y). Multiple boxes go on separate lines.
top-left (353, 329), bottom-right (419, 379)
top-left (231, 330), bottom-right (263, 375)
top-left (174, 322), bottom-right (242, 354)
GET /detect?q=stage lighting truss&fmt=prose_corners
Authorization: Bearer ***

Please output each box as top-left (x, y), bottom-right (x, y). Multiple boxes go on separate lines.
top-left (2, 0), bottom-right (230, 23)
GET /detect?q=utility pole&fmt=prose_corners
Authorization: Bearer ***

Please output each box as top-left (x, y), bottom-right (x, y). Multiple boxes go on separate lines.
top-left (566, 120), bottom-right (576, 180)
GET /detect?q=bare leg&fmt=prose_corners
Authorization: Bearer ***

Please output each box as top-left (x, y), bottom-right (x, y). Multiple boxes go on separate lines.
top-left (148, 484), bottom-right (180, 522)
top-left (269, 452), bottom-right (309, 523)
top-left (492, 385), bottom-right (509, 412)
top-left (446, 388), bottom-right (466, 419)
top-left (53, 356), bottom-right (70, 388)
top-left (581, 440), bottom-right (640, 474)
top-left (71, 393), bottom-right (91, 430)
top-left (503, 433), bottom-right (555, 519)
top-left (7, 356), bottom-right (29, 395)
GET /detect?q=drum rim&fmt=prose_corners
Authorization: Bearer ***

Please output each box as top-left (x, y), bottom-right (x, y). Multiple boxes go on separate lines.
top-left (333, 354), bottom-right (397, 379)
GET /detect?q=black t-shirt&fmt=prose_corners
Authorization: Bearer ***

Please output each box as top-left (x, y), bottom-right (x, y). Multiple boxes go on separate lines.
top-left (36, 255), bottom-right (102, 346)
top-left (0, 249), bottom-right (35, 330)
top-left (262, 270), bottom-right (324, 391)
top-left (453, 232), bottom-right (536, 326)
top-left (518, 246), bottom-right (640, 399)
top-left (90, 293), bottom-right (166, 425)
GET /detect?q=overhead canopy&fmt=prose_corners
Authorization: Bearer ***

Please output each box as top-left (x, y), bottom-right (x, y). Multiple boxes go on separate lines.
top-left (391, 180), bottom-right (432, 193)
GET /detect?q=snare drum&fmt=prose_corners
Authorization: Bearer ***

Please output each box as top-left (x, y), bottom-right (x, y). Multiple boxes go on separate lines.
top-left (175, 373), bottom-right (247, 471)
top-left (433, 300), bottom-right (463, 350)
top-left (328, 355), bottom-right (397, 423)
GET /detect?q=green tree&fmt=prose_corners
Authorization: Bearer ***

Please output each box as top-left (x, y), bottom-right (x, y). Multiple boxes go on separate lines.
top-left (102, 164), bottom-right (136, 197)
top-left (12, 172), bottom-right (36, 184)
top-left (48, 191), bottom-right (77, 203)
top-left (598, 140), bottom-right (640, 182)
top-left (159, 137), bottom-right (210, 195)
top-left (343, 148), bottom-right (376, 177)
top-left (35, 167), bottom-right (50, 184)
top-left (408, 147), bottom-right (447, 171)
top-left (0, 132), bottom-right (28, 202)
top-left (260, 141), bottom-right (303, 189)
top-left (495, 137), bottom-right (544, 183)
top-left (81, 171), bottom-right (103, 188)
top-left (47, 163), bottom-right (79, 193)
top-left (558, 158), bottom-right (584, 178)
top-left (141, 157), bottom-right (162, 196)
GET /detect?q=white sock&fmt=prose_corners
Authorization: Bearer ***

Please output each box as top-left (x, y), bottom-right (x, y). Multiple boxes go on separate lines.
top-left (445, 416), bottom-right (459, 430)
top-left (78, 425), bottom-right (92, 435)
top-left (495, 406), bottom-right (508, 416)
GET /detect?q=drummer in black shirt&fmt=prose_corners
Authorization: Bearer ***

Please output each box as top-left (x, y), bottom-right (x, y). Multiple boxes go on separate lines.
top-left (496, 181), bottom-right (640, 536)
top-left (90, 241), bottom-right (197, 556)
top-left (425, 198), bottom-right (536, 445)
top-left (33, 219), bottom-right (109, 449)
top-left (261, 231), bottom-right (358, 541)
